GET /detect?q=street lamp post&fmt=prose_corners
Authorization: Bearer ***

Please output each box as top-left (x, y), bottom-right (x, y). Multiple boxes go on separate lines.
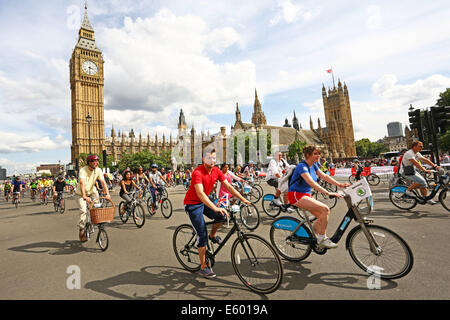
top-left (86, 113), bottom-right (93, 154)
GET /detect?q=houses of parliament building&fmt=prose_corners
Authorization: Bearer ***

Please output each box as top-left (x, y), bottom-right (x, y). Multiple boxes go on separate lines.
top-left (70, 5), bottom-right (356, 166)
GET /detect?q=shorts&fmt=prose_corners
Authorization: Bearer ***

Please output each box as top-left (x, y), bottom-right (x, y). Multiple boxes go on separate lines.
top-left (288, 191), bottom-right (312, 205)
top-left (267, 178), bottom-right (279, 188)
top-left (404, 172), bottom-right (427, 188)
top-left (185, 203), bottom-right (227, 248)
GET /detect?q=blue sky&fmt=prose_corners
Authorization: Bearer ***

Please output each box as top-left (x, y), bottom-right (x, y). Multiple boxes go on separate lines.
top-left (1, 0), bottom-right (450, 175)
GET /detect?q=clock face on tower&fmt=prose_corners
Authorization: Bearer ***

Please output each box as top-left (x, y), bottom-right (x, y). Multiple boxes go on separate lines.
top-left (82, 60), bottom-right (98, 75)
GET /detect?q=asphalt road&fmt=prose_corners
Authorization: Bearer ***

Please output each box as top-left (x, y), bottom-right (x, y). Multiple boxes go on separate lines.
top-left (1, 179), bottom-right (449, 300)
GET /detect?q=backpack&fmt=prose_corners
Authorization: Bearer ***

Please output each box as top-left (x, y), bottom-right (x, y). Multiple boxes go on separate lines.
top-left (279, 161), bottom-right (312, 193)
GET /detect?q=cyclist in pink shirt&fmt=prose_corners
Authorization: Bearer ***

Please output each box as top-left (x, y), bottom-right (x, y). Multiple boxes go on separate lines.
top-left (219, 163), bottom-right (245, 205)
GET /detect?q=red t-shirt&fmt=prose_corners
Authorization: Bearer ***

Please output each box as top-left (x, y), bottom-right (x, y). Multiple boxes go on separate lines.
top-left (183, 165), bottom-right (225, 205)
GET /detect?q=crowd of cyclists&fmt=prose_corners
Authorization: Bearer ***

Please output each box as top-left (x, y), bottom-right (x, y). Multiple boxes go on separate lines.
top-left (2, 140), bottom-right (447, 284)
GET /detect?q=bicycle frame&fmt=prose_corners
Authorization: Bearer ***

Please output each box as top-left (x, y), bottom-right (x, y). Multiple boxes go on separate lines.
top-left (280, 195), bottom-right (381, 255)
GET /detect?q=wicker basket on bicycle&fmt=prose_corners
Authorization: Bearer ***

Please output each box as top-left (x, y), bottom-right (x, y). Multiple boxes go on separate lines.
top-left (89, 198), bottom-right (115, 224)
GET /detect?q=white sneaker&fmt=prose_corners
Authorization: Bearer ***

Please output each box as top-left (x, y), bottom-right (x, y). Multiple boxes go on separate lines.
top-left (318, 238), bottom-right (338, 249)
top-left (427, 200), bottom-right (437, 205)
top-left (286, 207), bottom-right (296, 213)
top-left (272, 198), bottom-right (282, 206)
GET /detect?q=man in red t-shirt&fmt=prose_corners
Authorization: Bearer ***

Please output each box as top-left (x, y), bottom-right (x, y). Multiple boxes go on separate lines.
top-left (184, 148), bottom-right (251, 279)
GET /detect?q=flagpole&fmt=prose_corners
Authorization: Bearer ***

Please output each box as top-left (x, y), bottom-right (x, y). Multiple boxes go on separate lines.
top-left (331, 67), bottom-right (336, 89)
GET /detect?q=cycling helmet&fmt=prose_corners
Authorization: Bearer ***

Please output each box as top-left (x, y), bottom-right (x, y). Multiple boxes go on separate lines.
top-left (151, 164), bottom-right (158, 169)
top-left (57, 175), bottom-right (64, 180)
top-left (86, 154), bottom-right (99, 163)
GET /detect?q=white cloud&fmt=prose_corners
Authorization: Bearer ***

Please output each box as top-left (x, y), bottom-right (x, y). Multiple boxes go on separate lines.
top-left (270, 0), bottom-right (320, 26)
top-left (367, 5), bottom-right (382, 30)
top-left (100, 9), bottom-right (256, 131)
top-left (0, 132), bottom-right (71, 154)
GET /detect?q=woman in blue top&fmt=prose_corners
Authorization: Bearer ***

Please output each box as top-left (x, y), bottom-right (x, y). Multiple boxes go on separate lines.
top-left (288, 146), bottom-right (349, 249)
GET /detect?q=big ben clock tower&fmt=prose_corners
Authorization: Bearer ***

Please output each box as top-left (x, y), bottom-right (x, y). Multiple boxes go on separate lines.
top-left (70, 2), bottom-right (105, 164)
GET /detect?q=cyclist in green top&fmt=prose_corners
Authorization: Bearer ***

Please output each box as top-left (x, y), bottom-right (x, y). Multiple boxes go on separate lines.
top-left (30, 180), bottom-right (38, 198)
top-left (4, 181), bottom-right (12, 200)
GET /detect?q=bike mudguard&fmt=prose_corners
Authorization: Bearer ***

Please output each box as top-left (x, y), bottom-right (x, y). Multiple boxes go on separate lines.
top-left (391, 185), bottom-right (407, 193)
top-left (263, 194), bottom-right (275, 201)
top-left (272, 217), bottom-right (310, 238)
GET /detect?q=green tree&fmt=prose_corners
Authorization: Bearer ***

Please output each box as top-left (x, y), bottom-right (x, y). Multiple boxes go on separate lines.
top-left (436, 88), bottom-right (450, 107)
top-left (117, 150), bottom-right (172, 172)
top-left (438, 131), bottom-right (450, 152)
top-left (355, 139), bottom-right (388, 157)
top-left (288, 140), bottom-right (307, 162)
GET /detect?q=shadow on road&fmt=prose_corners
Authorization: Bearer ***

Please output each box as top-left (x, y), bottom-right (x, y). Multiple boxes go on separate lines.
top-left (84, 264), bottom-right (270, 300)
top-left (280, 261), bottom-right (398, 292)
top-left (8, 240), bottom-right (104, 255)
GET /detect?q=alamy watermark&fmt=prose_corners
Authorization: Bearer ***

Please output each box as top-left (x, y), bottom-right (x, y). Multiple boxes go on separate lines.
top-left (66, 265), bottom-right (81, 290)
top-left (366, 265), bottom-right (382, 290)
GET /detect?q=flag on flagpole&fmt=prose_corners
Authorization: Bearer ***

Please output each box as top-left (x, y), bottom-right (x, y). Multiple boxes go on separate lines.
top-left (217, 194), bottom-right (229, 208)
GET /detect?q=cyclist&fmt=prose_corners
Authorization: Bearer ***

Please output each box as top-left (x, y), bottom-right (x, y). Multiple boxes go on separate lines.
top-left (119, 169), bottom-right (142, 219)
top-left (53, 175), bottom-right (68, 204)
top-left (148, 164), bottom-right (170, 213)
top-left (219, 163), bottom-right (245, 205)
top-left (354, 160), bottom-right (364, 181)
top-left (401, 141), bottom-right (440, 204)
top-left (266, 151), bottom-right (289, 207)
top-left (288, 146), bottom-right (349, 249)
top-left (75, 155), bottom-right (111, 242)
top-left (30, 179), bottom-right (38, 199)
top-left (184, 148), bottom-right (251, 279)
top-left (243, 161), bottom-right (257, 179)
top-left (12, 176), bottom-right (23, 203)
top-left (135, 166), bottom-right (150, 200)
top-left (4, 180), bottom-right (12, 201)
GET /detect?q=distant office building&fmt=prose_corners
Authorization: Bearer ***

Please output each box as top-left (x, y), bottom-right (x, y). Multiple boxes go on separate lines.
top-left (387, 122), bottom-right (403, 137)
top-left (36, 164), bottom-right (62, 176)
top-left (0, 166), bottom-right (6, 180)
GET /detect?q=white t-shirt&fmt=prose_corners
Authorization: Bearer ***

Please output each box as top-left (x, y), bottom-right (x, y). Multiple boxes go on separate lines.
top-left (76, 166), bottom-right (104, 196)
top-left (149, 171), bottom-right (163, 185)
top-left (266, 158), bottom-right (288, 181)
top-left (401, 150), bottom-right (426, 174)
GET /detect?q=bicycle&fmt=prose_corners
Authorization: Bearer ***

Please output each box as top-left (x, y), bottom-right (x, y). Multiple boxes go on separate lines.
top-left (53, 191), bottom-right (66, 214)
top-left (40, 188), bottom-right (49, 205)
top-left (5, 190), bottom-right (11, 202)
top-left (349, 172), bottom-right (380, 186)
top-left (389, 169), bottom-right (449, 212)
top-left (118, 191), bottom-right (146, 228)
top-left (270, 191), bottom-right (414, 280)
top-left (261, 194), bottom-right (301, 219)
top-left (243, 176), bottom-right (264, 198)
top-left (173, 204), bottom-right (283, 294)
top-left (84, 198), bottom-right (114, 251)
top-left (30, 189), bottom-right (37, 202)
top-left (235, 181), bottom-right (261, 204)
top-left (146, 185), bottom-right (173, 219)
top-left (12, 192), bottom-right (20, 209)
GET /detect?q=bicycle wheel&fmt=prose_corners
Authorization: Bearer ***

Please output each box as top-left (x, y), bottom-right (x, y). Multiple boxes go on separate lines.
top-left (367, 174), bottom-right (380, 186)
top-left (44, 195), bottom-right (48, 206)
top-left (245, 187), bottom-right (261, 204)
top-left (261, 194), bottom-right (281, 218)
top-left (348, 175), bottom-right (357, 184)
top-left (254, 185), bottom-right (264, 197)
top-left (239, 203), bottom-right (260, 231)
top-left (270, 216), bottom-right (312, 262)
top-left (231, 234), bottom-right (283, 294)
top-left (161, 198), bottom-right (173, 219)
top-left (314, 190), bottom-right (338, 209)
top-left (347, 224), bottom-right (414, 279)
top-left (439, 190), bottom-right (449, 212)
top-left (15, 199), bottom-right (18, 209)
top-left (173, 224), bottom-right (201, 272)
top-left (325, 182), bottom-right (337, 192)
top-left (118, 202), bottom-right (129, 223)
top-left (389, 186), bottom-right (417, 210)
top-left (133, 204), bottom-right (146, 228)
top-left (60, 199), bottom-right (65, 214)
top-left (97, 228), bottom-right (109, 251)
top-left (146, 197), bottom-right (156, 216)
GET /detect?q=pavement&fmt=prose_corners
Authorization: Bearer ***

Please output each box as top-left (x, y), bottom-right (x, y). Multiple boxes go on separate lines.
top-left (0, 179), bottom-right (449, 300)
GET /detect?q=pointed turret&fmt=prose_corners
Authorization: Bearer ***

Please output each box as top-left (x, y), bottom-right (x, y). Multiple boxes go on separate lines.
top-left (310, 116), bottom-right (314, 130)
top-left (293, 110), bottom-right (300, 130)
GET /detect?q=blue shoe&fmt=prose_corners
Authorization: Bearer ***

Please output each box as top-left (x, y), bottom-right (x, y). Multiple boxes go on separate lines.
top-left (199, 267), bottom-right (216, 279)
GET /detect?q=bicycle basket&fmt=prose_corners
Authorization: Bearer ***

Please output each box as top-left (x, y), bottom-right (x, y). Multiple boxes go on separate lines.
top-left (89, 198), bottom-right (115, 224)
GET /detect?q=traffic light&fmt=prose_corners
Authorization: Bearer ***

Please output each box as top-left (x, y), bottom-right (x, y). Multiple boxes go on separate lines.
top-left (430, 106), bottom-right (449, 134)
top-left (408, 109), bottom-right (423, 140)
